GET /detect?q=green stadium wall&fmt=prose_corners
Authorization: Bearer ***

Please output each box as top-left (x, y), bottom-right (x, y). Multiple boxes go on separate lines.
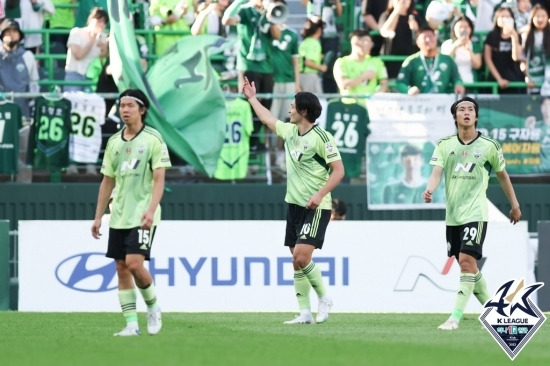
top-left (0, 183), bottom-right (547, 230)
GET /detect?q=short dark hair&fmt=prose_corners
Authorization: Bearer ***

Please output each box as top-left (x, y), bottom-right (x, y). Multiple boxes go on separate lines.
top-left (450, 96), bottom-right (479, 117)
top-left (450, 96), bottom-right (479, 127)
top-left (118, 89), bottom-right (150, 121)
top-left (417, 25), bottom-right (436, 38)
top-left (349, 29), bottom-right (370, 40)
top-left (300, 18), bottom-right (324, 38)
top-left (332, 199), bottom-right (347, 217)
top-left (295, 92), bottom-right (322, 123)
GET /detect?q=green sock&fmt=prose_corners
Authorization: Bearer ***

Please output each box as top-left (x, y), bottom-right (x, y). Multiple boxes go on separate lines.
top-left (450, 273), bottom-right (476, 323)
top-left (118, 289), bottom-right (138, 324)
top-left (302, 261), bottom-right (327, 298)
top-left (138, 283), bottom-right (158, 309)
top-left (473, 271), bottom-right (490, 305)
top-left (293, 270), bottom-right (311, 310)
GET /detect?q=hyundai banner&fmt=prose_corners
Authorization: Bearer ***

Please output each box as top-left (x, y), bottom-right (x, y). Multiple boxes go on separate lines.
top-left (18, 221), bottom-right (530, 312)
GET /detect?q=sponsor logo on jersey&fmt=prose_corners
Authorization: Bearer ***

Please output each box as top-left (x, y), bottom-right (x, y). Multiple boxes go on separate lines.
top-left (454, 162), bottom-right (475, 172)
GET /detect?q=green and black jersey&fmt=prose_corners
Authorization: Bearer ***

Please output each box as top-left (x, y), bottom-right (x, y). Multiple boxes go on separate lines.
top-left (430, 132), bottom-right (504, 225)
top-left (276, 121), bottom-right (342, 210)
top-left (27, 97), bottom-right (72, 170)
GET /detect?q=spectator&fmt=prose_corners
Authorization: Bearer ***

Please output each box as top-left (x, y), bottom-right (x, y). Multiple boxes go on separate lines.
top-left (440, 16), bottom-right (483, 85)
top-left (64, 6), bottom-right (108, 92)
top-left (454, 0), bottom-right (500, 33)
top-left (522, 4), bottom-right (550, 95)
top-left (379, 0), bottom-right (422, 79)
top-left (74, 0), bottom-right (107, 27)
top-left (190, 0), bottom-right (230, 36)
top-left (396, 26), bottom-right (464, 95)
top-left (299, 17), bottom-right (326, 94)
top-left (361, 0), bottom-right (387, 56)
top-left (19, 0), bottom-right (55, 54)
top-left (425, 0), bottom-right (461, 44)
top-left (0, 19), bottom-right (39, 119)
top-left (301, 0), bottom-right (343, 94)
top-left (484, 5), bottom-right (525, 94)
top-left (330, 198), bottom-right (347, 220)
top-left (46, 0), bottom-right (77, 54)
top-left (222, 0), bottom-right (281, 151)
top-left (149, 0), bottom-right (195, 56)
top-left (269, 9), bottom-right (300, 169)
top-left (509, 0), bottom-right (532, 34)
top-left (333, 29), bottom-right (389, 96)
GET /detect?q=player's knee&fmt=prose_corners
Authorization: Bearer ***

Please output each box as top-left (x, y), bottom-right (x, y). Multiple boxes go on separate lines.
top-left (125, 259), bottom-right (143, 274)
top-left (293, 254), bottom-right (310, 269)
top-left (458, 258), bottom-right (477, 273)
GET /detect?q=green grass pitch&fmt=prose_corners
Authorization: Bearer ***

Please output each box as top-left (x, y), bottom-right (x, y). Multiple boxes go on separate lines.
top-left (0, 312), bottom-right (549, 366)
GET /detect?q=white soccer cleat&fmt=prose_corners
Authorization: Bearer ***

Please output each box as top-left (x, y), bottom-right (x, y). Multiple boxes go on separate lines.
top-left (147, 307), bottom-right (162, 335)
top-left (438, 319), bottom-right (459, 330)
top-left (283, 314), bottom-right (314, 324)
top-left (113, 326), bottom-right (141, 336)
top-left (316, 297), bottom-right (333, 323)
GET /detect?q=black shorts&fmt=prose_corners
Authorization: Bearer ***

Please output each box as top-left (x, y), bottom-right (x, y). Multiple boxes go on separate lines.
top-left (446, 222), bottom-right (487, 260)
top-left (284, 203), bottom-right (331, 249)
top-left (106, 226), bottom-right (157, 260)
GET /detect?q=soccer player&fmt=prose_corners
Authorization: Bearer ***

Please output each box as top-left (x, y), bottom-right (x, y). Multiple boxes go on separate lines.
top-left (423, 96), bottom-right (522, 330)
top-left (91, 89), bottom-right (171, 336)
top-left (242, 76), bottom-right (345, 324)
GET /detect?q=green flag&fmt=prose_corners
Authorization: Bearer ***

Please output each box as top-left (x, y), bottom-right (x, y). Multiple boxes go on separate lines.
top-left (108, 0), bottom-right (226, 176)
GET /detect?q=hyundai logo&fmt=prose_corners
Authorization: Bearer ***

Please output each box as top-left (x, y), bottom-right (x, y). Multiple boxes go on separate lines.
top-left (55, 253), bottom-right (117, 292)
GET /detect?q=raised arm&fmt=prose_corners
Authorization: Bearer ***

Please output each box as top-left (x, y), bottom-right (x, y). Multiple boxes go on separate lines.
top-left (242, 76), bottom-right (278, 132)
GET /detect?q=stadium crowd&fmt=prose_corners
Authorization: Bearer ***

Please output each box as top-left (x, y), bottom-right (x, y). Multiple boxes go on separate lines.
top-left (1, 0), bottom-right (549, 182)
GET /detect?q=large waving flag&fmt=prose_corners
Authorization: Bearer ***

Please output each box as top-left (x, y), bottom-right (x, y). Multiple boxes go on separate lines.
top-left (107, 0), bottom-right (226, 176)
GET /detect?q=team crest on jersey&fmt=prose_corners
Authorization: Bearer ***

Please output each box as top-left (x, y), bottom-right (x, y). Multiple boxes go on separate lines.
top-left (474, 151), bottom-right (482, 159)
top-left (137, 145), bottom-right (146, 154)
top-left (326, 142), bottom-right (334, 153)
top-left (303, 140), bottom-right (310, 151)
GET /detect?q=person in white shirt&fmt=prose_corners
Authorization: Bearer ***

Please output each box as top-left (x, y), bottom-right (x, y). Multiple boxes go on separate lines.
top-left (18, 0), bottom-right (55, 53)
top-left (64, 6), bottom-right (108, 92)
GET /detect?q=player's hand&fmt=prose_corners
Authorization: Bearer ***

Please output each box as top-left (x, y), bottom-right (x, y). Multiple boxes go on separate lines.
top-left (423, 189), bottom-right (432, 203)
top-left (242, 77), bottom-right (256, 99)
top-left (305, 193), bottom-right (322, 210)
top-left (509, 206), bottom-right (521, 225)
top-left (91, 219), bottom-right (102, 239)
top-left (141, 210), bottom-right (154, 230)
